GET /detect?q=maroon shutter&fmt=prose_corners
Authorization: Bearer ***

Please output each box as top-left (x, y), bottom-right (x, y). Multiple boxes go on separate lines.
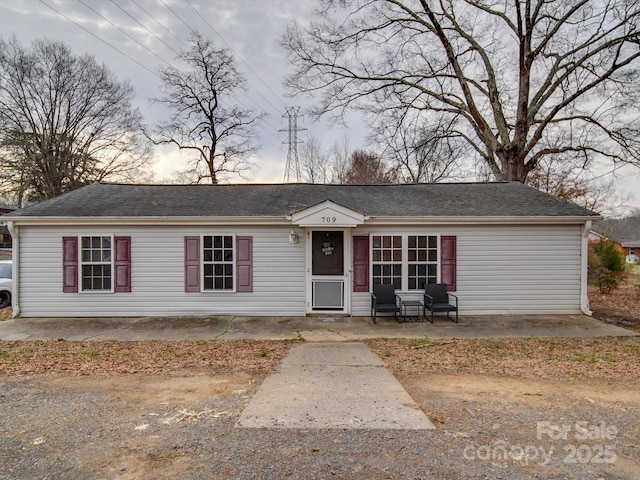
top-left (236, 236), bottom-right (253, 292)
top-left (62, 236), bottom-right (79, 293)
top-left (114, 236), bottom-right (131, 293)
top-left (353, 235), bottom-right (370, 292)
top-left (184, 236), bottom-right (200, 292)
top-left (441, 235), bottom-right (457, 291)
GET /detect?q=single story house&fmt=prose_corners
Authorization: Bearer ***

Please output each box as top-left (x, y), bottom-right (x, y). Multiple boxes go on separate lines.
top-left (4, 182), bottom-right (600, 318)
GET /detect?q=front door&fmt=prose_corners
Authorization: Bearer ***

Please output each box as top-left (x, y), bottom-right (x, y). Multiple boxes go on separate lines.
top-left (310, 230), bottom-right (348, 312)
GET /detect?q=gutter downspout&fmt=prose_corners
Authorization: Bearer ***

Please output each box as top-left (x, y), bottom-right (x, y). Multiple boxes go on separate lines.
top-left (581, 220), bottom-right (592, 316)
top-left (6, 221), bottom-right (19, 317)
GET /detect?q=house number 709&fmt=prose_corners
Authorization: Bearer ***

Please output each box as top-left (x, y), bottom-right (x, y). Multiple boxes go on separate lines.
top-left (321, 216), bottom-right (337, 223)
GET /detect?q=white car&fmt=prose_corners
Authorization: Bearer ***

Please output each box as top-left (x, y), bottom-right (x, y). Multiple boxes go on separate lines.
top-left (0, 260), bottom-right (12, 308)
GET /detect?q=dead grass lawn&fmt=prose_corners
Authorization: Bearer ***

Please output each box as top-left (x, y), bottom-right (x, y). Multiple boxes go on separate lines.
top-left (2, 336), bottom-right (639, 382)
top-left (589, 284), bottom-right (640, 332)
top-left (368, 337), bottom-right (640, 382)
top-left (0, 339), bottom-right (295, 376)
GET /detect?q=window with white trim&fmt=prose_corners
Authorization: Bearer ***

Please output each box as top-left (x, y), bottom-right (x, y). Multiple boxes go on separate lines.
top-left (408, 235), bottom-right (438, 289)
top-left (372, 234), bottom-right (439, 290)
top-left (80, 236), bottom-right (112, 291)
top-left (372, 235), bottom-right (402, 289)
top-left (203, 235), bottom-right (234, 290)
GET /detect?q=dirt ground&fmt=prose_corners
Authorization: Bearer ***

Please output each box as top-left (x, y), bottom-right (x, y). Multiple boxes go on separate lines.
top-left (2, 367), bottom-right (638, 479)
top-left (405, 373), bottom-right (640, 478)
top-left (2, 336), bottom-right (639, 479)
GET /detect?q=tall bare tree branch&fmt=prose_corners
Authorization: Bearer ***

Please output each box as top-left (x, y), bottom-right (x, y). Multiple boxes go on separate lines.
top-left (282, 0), bottom-right (640, 183)
top-left (371, 110), bottom-right (467, 182)
top-left (149, 33), bottom-right (265, 184)
top-left (0, 38), bottom-right (151, 206)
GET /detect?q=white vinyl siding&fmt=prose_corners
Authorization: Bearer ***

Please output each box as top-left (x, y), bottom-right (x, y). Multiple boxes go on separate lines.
top-left (455, 225), bottom-right (582, 314)
top-left (16, 223), bottom-right (584, 317)
top-left (17, 226), bottom-right (306, 317)
top-left (351, 224), bottom-right (583, 316)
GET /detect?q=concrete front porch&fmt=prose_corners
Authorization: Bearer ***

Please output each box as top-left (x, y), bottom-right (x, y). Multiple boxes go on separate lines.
top-left (0, 314), bottom-right (635, 342)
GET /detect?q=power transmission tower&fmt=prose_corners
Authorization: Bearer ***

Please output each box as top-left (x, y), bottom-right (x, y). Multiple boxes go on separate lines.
top-left (280, 106), bottom-right (306, 183)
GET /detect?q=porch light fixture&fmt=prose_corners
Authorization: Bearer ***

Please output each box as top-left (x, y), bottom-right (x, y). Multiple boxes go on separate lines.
top-left (289, 230), bottom-right (298, 244)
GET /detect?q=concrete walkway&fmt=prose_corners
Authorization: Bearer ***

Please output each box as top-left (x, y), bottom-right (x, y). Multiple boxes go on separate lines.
top-left (0, 314), bottom-right (635, 341)
top-left (236, 342), bottom-right (434, 430)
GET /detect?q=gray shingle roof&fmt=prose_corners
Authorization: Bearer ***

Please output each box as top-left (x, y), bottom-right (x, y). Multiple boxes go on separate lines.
top-left (5, 182), bottom-right (600, 219)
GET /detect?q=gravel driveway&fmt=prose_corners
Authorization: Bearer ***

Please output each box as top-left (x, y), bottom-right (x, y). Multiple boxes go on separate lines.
top-left (1, 367), bottom-right (638, 479)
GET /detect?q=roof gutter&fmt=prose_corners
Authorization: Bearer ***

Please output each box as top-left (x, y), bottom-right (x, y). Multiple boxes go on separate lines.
top-left (6, 221), bottom-right (19, 317)
top-left (4, 216), bottom-right (289, 227)
top-left (363, 215), bottom-right (602, 225)
top-left (6, 214), bottom-right (602, 227)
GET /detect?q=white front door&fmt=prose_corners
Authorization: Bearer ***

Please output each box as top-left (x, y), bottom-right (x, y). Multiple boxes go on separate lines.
top-left (308, 230), bottom-right (350, 313)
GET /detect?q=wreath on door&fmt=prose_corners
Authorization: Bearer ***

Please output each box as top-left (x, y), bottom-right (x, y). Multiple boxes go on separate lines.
top-left (321, 241), bottom-right (335, 256)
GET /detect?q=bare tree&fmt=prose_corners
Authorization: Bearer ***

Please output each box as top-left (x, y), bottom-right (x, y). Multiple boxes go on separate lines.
top-left (327, 136), bottom-right (352, 183)
top-left (527, 156), bottom-right (626, 213)
top-left (0, 38), bottom-right (150, 206)
top-left (372, 111), bottom-right (466, 183)
top-left (343, 150), bottom-right (393, 184)
top-left (150, 33), bottom-right (265, 184)
top-left (299, 135), bottom-right (331, 183)
top-left (283, 0), bottom-right (640, 185)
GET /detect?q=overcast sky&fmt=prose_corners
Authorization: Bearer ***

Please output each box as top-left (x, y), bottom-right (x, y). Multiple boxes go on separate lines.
top-left (0, 0), bottom-right (365, 184)
top-left (1, 0), bottom-right (638, 213)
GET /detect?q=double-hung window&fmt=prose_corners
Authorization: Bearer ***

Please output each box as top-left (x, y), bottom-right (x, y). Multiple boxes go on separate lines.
top-left (80, 236), bottom-right (112, 291)
top-left (184, 235), bottom-right (252, 293)
top-left (372, 235), bottom-right (402, 289)
top-left (63, 235), bottom-right (131, 293)
top-left (203, 235), bottom-right (234, 290)
top-left (372, 234), bottom-right (439, 291)
top-left (407, 235), bottom-right (438, 289)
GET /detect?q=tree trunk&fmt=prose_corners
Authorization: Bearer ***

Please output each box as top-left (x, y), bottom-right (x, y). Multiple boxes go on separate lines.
top-left (208, 145), bottom-right (218, 184)
top-left (496, 146), bottom-right (529, 183)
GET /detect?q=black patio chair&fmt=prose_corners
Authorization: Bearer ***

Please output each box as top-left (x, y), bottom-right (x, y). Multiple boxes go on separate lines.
top-left (371, 284), bottom-right (402, 324)
top-left (424, 283), bottom-right (458, 323)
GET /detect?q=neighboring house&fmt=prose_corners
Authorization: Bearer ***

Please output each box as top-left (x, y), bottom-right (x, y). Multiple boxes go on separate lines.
top-left (4, 182), bottom-right (600, 318)
top-left (589, 233), bottom-right (640, 264)
top-left (621, 241), bottom-right (640, 261)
